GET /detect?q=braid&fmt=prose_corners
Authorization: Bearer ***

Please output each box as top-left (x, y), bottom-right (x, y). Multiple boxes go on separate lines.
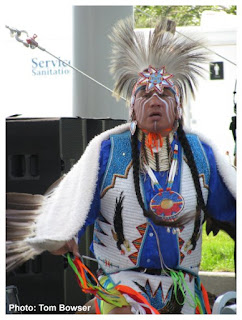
top-left (131, 130), bottom-right (147, 213)
top-left (177, 121), bottom-right (208, 249)
top-left (177, 122), bottom-right (207, 211)
top-left (142, 131), bottom-right (149, 165)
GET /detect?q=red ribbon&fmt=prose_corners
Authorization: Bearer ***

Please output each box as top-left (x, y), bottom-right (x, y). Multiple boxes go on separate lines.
top-left (142, 129), bottom-right (163, 156)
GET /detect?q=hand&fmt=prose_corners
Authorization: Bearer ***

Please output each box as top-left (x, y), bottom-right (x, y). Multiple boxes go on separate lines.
top-left (51, 238), bottom-right (80, 258)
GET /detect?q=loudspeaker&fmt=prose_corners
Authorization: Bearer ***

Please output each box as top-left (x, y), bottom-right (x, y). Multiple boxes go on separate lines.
top-left (6, 117), bottom-right (126, 313)
top-left (6, 117), bottom-right (85, 195)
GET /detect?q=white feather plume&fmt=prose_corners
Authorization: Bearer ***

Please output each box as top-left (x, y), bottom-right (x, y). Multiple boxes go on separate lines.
top-left (109, 16), bottom-right (209, 104)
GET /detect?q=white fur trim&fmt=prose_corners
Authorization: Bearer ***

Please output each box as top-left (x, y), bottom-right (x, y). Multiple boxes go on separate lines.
top-left (28, 123), bottom-right (130, 250)
top-left (184, 127), bottom-right (236, 198)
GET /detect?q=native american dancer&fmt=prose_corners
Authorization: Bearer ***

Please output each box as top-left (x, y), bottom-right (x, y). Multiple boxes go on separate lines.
top-left (6, 18), bottom-right (235, 314)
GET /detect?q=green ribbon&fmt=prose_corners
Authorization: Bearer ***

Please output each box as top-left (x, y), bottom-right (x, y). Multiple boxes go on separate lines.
top-left (67, 254), bottom-right (204, 312)
top-left (170, 270), bottom-right (197, 309)
top-left (66, 253), bottom-right (124, 307)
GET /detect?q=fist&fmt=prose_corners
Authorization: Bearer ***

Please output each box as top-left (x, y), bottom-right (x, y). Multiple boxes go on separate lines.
top-left (51, 238), bottom-right (80, 257)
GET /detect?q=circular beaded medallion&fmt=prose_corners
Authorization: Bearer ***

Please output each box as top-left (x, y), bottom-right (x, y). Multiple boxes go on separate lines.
top-left (150, 190), bottom-right (184, 221)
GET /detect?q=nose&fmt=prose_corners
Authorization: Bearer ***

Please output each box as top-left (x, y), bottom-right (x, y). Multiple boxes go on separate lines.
top-left (150, 93), bottom-right (163, 107)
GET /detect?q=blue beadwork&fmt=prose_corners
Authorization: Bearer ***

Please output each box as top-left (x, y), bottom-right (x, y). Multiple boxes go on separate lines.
top-left (141, 280), bottom-right (173, 311)
top-left (101, 131), bottom-right (132, 193)
top-left (186, 134), bottom-right (210, 186)
top-left (101, 132), bottom-right (210, 195)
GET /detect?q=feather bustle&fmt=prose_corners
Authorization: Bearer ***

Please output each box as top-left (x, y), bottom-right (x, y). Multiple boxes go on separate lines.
top-left (6, 192), bottom-right (44, 272)
top-left (6, 248), bottom-right (39, 273)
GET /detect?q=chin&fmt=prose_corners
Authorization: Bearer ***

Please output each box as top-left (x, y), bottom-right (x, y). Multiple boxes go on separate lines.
top-left (151, 127), bottom-right (173, 137)
top-left (154, 122), bottom-right (173, 135)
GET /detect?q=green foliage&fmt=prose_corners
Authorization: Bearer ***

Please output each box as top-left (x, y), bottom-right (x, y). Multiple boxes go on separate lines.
top-left (134, 5), bottom-right (236, 28)
top-left (201, 223), bottom-right (235, 272)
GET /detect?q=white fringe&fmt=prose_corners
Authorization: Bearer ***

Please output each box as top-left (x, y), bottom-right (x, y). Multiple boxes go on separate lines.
top-left (184, 127), bottom-right (236, 198)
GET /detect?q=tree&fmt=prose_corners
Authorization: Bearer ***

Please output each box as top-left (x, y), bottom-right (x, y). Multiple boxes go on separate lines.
top-left (134, 6), bottom-right (236, 28)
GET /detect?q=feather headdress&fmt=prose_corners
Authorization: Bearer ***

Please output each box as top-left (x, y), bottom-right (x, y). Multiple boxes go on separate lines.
top-left (109, 17), bottom-right (208, 107)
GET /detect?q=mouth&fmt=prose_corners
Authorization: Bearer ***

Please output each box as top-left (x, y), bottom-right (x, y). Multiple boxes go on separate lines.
top-left (149, 112), bottom-right (162, 120)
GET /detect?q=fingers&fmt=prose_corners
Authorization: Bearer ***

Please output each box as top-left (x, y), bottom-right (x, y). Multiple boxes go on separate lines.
top-left (50, 239), bottom-right (80, 258)
top-left (67, 239), bottom-right (81, 258)
top-left (51, 243), bottom-right (69, 255)
top-left (71, 243), bottom-right (81, 258)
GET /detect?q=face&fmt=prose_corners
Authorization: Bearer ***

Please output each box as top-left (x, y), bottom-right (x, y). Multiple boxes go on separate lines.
top-left (133, 87), bottom-right (178, 136)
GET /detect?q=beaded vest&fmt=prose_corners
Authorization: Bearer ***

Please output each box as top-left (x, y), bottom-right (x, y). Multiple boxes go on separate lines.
top-left (93, 131), bottom-right (210, 274)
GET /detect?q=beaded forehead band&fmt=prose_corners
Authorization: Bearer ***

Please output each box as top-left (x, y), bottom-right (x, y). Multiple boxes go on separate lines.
top-left (137, 65), bottom-right (174, 94)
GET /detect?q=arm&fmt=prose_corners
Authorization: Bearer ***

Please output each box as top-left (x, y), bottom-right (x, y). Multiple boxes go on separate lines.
top-left (202, 142), bottom-right (236, 239)
top-left (51, 138), bottom-right (112, 256)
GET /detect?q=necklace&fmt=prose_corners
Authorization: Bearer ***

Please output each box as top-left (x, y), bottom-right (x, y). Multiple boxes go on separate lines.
top-left (138, 130), bottom-right (173, 171)
top-left (144, 144), bottom-right (184, 226)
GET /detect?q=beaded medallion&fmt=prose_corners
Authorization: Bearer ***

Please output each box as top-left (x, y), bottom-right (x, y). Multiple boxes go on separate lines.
top-left (150, 190), bottom-right (184, 222)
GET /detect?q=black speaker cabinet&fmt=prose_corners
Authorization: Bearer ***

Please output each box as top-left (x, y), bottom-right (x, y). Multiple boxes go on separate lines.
top-left (6, 117), bottom-right (85, 195)
top-left (6, 117), bottom-right (126, 313)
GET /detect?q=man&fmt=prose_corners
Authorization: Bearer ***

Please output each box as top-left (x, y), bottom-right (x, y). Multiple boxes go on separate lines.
top-left (7, 17), bottom-right (235, 314)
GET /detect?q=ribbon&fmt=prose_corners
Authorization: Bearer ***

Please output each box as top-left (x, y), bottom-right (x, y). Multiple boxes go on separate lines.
top-left (66, 253), bottom-right (160, 314)
top-left (142, 129), bottom-right (163, 156)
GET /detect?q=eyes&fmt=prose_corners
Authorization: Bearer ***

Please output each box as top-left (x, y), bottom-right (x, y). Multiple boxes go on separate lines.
top-left (137, 90), bottom-right (174, 100)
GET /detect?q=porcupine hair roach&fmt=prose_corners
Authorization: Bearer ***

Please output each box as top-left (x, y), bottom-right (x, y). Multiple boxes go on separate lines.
top-left (109, 16), bottom-right (208, 106)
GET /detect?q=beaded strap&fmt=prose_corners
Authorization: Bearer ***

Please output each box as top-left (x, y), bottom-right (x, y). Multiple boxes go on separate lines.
top-left (144, 144), bottom-right (178, 193)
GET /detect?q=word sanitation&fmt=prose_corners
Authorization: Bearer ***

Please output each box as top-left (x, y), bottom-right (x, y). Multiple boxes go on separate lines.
top-left (8, 303), bottom-right (91, 313)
